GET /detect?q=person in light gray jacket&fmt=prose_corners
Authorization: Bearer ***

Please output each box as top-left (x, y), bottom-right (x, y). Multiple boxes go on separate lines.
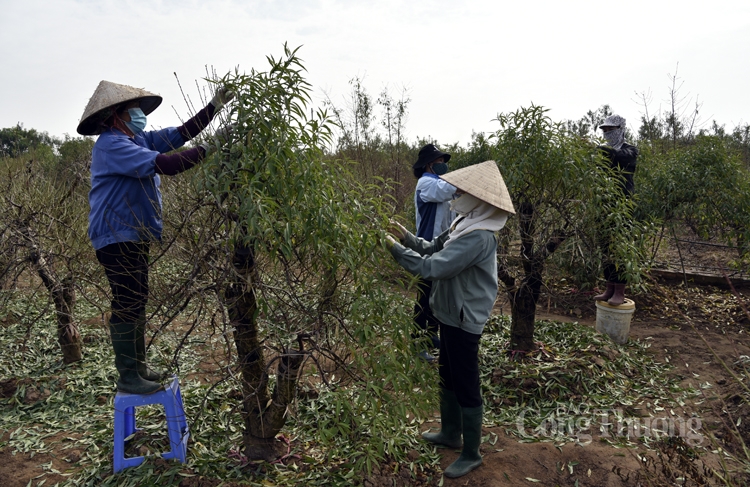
top-left (385, 160), bottom-right (514, 479)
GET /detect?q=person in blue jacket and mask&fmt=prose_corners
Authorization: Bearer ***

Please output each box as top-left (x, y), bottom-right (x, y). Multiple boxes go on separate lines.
top-left (77, 80), bottom-right (234, 394)
top-left (411, 144), bottom-right (457, 361)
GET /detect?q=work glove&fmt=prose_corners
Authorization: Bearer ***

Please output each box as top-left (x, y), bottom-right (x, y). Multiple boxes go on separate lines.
top-left (388, 219), bottom-right (408, 242)
top-left (383, 218), bottom-right (408, 251)
top-left (210, 86), bottom-right (235, 110)
top-left (383, 234), bottom-right (399, 251)
top-left (200, 123), bottom-right (235, 156)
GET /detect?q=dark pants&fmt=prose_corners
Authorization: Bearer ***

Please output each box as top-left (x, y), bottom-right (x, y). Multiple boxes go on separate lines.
top-left (438, 323), bottom-right (482, 408)
top-left (599, 232), bottom-right (626, 284)
top-left (413, 279), bottom-right (439, 342)
top-left (598, 216), bottom-right (627, 284)
top-left (603, 262), bottom-right (625, 284)
top-left (95, 241), bottom-right (150, 326)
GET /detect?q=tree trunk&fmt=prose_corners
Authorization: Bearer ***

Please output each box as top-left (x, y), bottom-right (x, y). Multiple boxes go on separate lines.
top-left (30, 251), bottom-right (82, 363)
top-left (0, 250), bottom-right (12, 290)
top-left (55, 276), bottom-right (81, 364)
top-left (508, 269), bottom-right (543, 354)
top-left (317, 265), bottom-right (339, 338)
top-left (226, 241), bottom-right (304, 461)
top-left (508, 200), bottom-right (542, 355)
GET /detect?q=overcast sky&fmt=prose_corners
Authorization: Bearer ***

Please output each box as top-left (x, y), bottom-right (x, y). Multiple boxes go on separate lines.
top-left (2, 0), bottom-right (749, 146)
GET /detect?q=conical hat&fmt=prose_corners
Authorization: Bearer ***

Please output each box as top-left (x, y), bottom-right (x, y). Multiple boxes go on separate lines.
top-left (76, 80), bottom-right (162, 135)
top-left (440, 160), bottom-right (515, 214)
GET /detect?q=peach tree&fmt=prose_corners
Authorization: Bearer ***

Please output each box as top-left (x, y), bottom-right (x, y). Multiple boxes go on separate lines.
top-left (184, 45), bottom-right (434, 465)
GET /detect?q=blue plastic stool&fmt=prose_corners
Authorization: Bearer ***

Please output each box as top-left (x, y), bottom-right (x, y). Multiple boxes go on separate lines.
top-left (113, 376), bottom-right (189, 473)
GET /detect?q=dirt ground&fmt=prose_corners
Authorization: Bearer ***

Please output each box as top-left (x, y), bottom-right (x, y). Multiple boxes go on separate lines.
top-left (418, 280), bottom-right (750, 487)
top-left (3, 279), bottom-right (750, 487)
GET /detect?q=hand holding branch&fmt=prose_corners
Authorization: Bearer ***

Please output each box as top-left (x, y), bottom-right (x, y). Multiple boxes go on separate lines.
top-left (388, 219), bottom-right (408, 241)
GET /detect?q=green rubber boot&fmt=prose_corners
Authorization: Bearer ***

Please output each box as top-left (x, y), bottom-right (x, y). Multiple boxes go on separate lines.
top-left (135, 314), bottom-right (164, 382)
top-left (444, 405), bottom-right (483, 478)
top-left (110, 321), bottom-right (163, 395)
top-left (422, 388), bottom-right (463, 449)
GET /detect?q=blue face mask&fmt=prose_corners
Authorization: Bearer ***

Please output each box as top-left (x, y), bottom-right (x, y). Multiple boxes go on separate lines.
top-left (125, 107), bottom-right (147, 134)
top-left (432, 162), bottom-right (448, 175)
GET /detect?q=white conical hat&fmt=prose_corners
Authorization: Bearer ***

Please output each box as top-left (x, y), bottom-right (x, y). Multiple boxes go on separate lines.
top-left (77, 80), bottom-right (162, 135)
top-left (440, 160), bottom-right (515, 214)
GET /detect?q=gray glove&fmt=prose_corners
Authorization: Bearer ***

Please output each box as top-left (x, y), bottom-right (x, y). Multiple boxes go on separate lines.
top-left (210, 86), bottom-right (235, 110)
top-left (384, 235), bottom-right (399, 251)
top-left (200, 123), bottom-right (236, 156)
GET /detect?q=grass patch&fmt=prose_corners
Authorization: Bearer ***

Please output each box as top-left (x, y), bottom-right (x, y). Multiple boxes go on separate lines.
top-left (0, 289), bottom-right (441, 486)
top-left (481, 315), bottom-right (695, 446)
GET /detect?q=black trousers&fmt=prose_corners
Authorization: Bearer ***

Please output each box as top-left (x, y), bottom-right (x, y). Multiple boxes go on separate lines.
top-left (603, 262), bottom-right (625, 284)
top-left (597, 196), bottom-right (629, 284)
top-left (438, 323), bottom-right (482, 408)
top-left (599, 229), bottom-right (626, 284)
top-left (413, 279), bottom-right (439, 340)
top-left (95, 241), bottom-right (150, 326)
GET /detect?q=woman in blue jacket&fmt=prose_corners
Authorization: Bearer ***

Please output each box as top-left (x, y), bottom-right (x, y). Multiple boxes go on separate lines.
top-left (387, 160), bottom-right (514, 478)
top-left (411, 144), bottom-right (457, 361)
top-left (77, 80), bottom-right (234, 394)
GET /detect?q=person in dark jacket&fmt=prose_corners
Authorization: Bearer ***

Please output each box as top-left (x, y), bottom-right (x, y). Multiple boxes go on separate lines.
top-left (593, 114), bottom-right (638, 306)
top-left (411, 144), bottom-right (457, 361)
top-left (77, 80), bottom-right (234, 394)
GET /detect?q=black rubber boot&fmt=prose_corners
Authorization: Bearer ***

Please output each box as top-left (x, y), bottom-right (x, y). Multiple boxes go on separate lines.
top-left (607, 284), bottom-right (626, 306)
top-left (444, 405), bottom-right (483, 478)
top-left (423, 388), bottom-right (463, 449)
top-left (594, 282), bottom-right (615, 301)
top-left (135, 314), bottom-right (164, 382)
top-left (110, 321), bottom-right (163, 395)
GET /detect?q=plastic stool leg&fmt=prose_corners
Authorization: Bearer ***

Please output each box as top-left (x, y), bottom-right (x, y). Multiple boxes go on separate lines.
top-left (174, 378), bottom-right (190, 460)
top-left (113, 406), bottom-right (126, 473)
top-left (124, 406), bottom-right (136, 438)
top-left (175, 381), bottom-right (188, 434)
top-left (112, 376), bottom-right (190, 472)
top-left (113, 404), bottom-right (146, 472)
top-left (162, 377), bottom-right (189, 462)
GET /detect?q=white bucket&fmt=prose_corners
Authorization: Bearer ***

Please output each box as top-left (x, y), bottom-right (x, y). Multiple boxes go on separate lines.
top-left (595, 298), bottom-right (635, 345)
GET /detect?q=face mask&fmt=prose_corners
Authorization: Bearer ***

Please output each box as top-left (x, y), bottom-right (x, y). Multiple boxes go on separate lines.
top-left (125, 107), bottom-right (147, 134)
top-left (603, 127), bottom-right (625, 150)
top-left (450, 193), bottom-right (481, 216)
top-left (432, 162), bottom-right (448, 175)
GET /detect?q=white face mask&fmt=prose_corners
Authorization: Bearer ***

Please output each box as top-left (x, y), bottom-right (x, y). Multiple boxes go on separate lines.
top-left (450, 193), bottom-right (481, 216)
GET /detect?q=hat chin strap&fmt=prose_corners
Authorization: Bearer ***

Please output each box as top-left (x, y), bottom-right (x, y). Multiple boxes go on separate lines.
top-left (111, 111), bottom-right (135, 137)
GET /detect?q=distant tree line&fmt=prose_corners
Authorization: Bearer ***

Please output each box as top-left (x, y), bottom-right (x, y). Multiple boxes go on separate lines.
top-left (2, 65), bottom-right (749, 383)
